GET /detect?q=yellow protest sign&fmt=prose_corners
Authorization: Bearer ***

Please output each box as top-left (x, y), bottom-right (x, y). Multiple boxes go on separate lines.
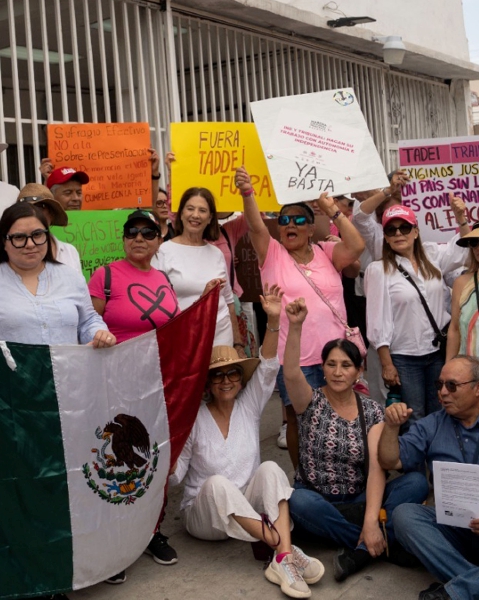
top-left (170, 122), bottom-right (280, 211)
top-left (47, 122), bottom-right (152, 210)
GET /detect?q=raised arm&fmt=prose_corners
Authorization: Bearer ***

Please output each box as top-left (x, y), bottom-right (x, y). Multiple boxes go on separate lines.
top-left (314, 193), bottom-right (365, 272)
top-left (356, 170), bottom-right (409, 216)
top-left (235, 166), bottom-right (271, 266)
top-left (446, 273), bottom-right (468, 361)
top-left (378, 403), bottom-right (411, 470)
top-left (282, 298), bottom-right (314, 414)
top-left (258, 283), bottom-right (283, 359)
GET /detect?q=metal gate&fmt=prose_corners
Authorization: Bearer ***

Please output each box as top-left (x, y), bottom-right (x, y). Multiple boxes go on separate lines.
top-left (171, 10), bottom-right (455, 173)
top-left (0, 0), bottom-right (174, 188)
top-left (0, 0), bottom-right (456, 188)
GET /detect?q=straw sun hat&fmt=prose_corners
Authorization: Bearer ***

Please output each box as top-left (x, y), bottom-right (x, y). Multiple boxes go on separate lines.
top-left (209, 346), bottom-right (260, 385)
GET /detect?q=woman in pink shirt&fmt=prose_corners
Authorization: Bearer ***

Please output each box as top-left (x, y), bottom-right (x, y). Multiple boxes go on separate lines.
top-left (236, 166), bottom-right (364, 468)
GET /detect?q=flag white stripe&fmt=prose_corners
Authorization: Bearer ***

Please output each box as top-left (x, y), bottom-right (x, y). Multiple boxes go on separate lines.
top-left (50, 331), bottom-right (171, 588)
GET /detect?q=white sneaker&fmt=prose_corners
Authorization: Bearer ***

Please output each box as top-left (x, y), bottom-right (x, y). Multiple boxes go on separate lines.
top-left (265, 553), bottom-right (311, 598)
top-left (277, 423), bottom-right (287, 449)
top-left (292, 545), bottom-right (325, 584)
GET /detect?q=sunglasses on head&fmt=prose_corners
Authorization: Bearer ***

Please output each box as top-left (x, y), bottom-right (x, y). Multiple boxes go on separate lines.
top-left (209, 367), bottom-right (243, 384)
top-left (124, 226), bottom-right (158, 240)
top-left (434, 379), bottom-right (477, 393)
top-left (278, 215), bottom-right (309, 226)
top-left (383, 223), bottom-right (414, 237)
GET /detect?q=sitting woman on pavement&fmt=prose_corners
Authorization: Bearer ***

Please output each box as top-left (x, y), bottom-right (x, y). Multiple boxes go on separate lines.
top-left (169, 284), bottom-right (324, 599)
top-left (282, 297), bottom-right (429, 582)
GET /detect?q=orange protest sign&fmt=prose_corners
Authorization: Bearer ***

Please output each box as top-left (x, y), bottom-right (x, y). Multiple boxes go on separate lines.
top-left (170, 122), bottom-right (281, 211)
top-left (47, 123), bottom-right (152, 210)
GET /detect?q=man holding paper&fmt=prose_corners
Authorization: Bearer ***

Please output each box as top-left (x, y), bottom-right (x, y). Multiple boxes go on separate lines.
top-left (378, 355), bottom-right (479, 600)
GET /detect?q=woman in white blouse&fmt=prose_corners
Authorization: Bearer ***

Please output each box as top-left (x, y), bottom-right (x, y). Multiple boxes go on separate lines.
top-left (169, 285), bottom-right (324, 599)
top-left (365, 205), bottom-right (466, 428)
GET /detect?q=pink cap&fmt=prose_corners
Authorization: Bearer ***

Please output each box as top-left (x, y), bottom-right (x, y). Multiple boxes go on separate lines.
top-left (382, 205), bottom-right (417, 229)
top-left (46, 166), bottom-right (89, 188)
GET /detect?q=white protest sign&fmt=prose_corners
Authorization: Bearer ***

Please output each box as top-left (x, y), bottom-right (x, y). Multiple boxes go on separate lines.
top-left (250, 89), bottom-right (388, 204)
top-left (399, 136), bottom-right (479, 243)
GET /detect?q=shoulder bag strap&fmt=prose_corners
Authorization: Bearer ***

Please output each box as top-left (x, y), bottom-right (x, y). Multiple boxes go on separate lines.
top-left (103, 265), bottom-right (111, 304)
top-left (292, 258), bottom-right (349, 329)
top-left (474, 271), bottom-right (479, 313)
top-left (396, 263), bottom-right (442, 337)
top-left (220, 225), bottom-right (235, 289)
top-left (355, 392), bottom-right (369, 481)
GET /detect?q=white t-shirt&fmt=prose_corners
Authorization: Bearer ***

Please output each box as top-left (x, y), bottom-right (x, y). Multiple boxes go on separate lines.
top-left (0, 181), bottom-right (20, 217)
top-left (157, 241), bottom-right (234, 345)
top-left (54, 236), bottom-right (82, 276)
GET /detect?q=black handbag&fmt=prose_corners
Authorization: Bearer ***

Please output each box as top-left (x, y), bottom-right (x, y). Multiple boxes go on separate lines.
top-left (396, 264), bottom-right (449, 359)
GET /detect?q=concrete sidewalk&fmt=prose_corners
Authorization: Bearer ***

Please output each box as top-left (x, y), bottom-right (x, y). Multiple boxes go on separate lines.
top-left (70, 393), bottom-right (435, 600)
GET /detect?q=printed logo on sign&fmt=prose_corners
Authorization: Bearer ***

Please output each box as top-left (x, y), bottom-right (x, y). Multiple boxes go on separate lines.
top-left (309, 120), bottom-right (329, 132)
top-left (333, 91), bottom-right (354, 106)
top-left (82, 414), bottom-right (159, 505)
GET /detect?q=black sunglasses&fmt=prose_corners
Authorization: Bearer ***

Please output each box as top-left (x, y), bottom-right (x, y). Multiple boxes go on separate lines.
top-left (209, 367), bottom-right (243, 384)
top-left (434, 379), bottom-right (477, 393)
top-left (124, 226), bottom-right (158, 240)
top-left (278, 215), bottom-right (309, 226)
top-left (383, 223), bottom-right (414, 237)
top-left (466, 238), bottom-right (479, 248)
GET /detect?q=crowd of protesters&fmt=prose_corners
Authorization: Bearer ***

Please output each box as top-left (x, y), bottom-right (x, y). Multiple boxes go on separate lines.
top-left (1, 138), bottom-right (478, 600)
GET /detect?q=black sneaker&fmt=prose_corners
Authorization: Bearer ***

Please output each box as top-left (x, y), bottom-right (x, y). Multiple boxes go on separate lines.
top-left (145, 532), bottom-right (178, 565)
top-left (418, 583), bottom-right (451, 600)
top-left (333, 547), bottom-right (372, 582)
top-left (105, 570), bottom-right (127, 584)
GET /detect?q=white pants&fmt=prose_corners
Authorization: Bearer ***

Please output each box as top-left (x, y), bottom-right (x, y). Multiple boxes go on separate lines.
top-left (184, 461), bottom-right (293, 542)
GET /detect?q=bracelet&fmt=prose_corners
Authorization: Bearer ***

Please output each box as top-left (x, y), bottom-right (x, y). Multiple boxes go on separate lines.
top-left (381, 187), bottom-right (390, 196)
top-left (330, 210), bottom-right (342, 221)
top-left (458, 220), bottom-right (468, 227)
top-left (152, 174), bottom-right (161, 180)
top-left (266, 323), bottom-right (281, 332)
top-left (241, 188), bottom-right (255, 197)
top-left (233, 342), bottom-right (245, 348)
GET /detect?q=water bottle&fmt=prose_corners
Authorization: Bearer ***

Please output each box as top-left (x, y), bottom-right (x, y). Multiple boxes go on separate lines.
top-left (386, 385), bottom-right (402, 407)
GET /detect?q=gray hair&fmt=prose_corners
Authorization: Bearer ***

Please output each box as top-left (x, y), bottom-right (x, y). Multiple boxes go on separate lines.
top-left (451, 354), bottom-right (479, 383)
top-left (49, 184), bottom-right (60, 199)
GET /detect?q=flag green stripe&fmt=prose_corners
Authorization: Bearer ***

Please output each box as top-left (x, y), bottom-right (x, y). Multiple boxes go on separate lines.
top-left (0, 343), bottom-right (73, 597)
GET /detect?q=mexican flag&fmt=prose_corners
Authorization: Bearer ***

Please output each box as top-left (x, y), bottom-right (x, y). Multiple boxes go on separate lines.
top-left (0, 287), bottom-right (219, 599)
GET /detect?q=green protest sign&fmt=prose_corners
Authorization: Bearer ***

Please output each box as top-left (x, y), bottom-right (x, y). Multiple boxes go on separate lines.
top-left (51, 210), bottom-right (130, 280)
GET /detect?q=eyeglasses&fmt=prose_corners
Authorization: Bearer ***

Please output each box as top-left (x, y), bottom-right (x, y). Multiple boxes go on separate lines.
top-left (124, 226), bottom-right (158, 240)
top-left (5, 229), bottom-right (48, 248)
top-left (383, 223), bottom-right (414, 237)
top-left (434, 379), bottom-right (477, 393)
top-left (209, 367), bottom-right (243, 384)
top-left (466, 238), bottom-right (479, 248)
top-left (278, 215), bottom-right (309, 226)
top-left (156, 199), bottom-right (168, 207)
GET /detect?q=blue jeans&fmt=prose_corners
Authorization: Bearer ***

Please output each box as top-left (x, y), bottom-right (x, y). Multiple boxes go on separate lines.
top-left (289, 472), bottom-right (428, 550)
top-left (391, 351), bottom-right (443, 429)
top-left (276, 364), bottom-right (326, 407)
top-left (393, 504), bottom-right (479, 600)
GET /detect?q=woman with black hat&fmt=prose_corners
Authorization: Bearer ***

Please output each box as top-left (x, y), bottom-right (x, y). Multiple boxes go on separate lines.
top-left (447, 222), bottom-right (479, 359)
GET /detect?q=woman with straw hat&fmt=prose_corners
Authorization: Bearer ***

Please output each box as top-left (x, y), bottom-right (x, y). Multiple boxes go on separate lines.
top-left (169, 283), bottom-right (324, 599)
top-left (447, 222), bottom-right (479, 359)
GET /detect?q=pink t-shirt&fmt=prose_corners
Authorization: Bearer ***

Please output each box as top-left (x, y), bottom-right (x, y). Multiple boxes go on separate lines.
top-left (260, 239), bottom-right (346, 365)
top-left (88, 259), bottom-right (180, 343)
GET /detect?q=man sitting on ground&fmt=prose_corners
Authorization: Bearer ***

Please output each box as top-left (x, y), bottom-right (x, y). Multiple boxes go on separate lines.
top-left (378, 355), bottom-right (479, 600)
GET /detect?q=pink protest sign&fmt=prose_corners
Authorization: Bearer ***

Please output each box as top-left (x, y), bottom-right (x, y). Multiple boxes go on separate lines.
top-left (399, 136), bottom-right (479, 242)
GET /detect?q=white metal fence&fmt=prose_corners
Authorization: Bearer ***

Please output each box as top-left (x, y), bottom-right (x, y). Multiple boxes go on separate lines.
top-left (0, 0), bottom-right (456, 188)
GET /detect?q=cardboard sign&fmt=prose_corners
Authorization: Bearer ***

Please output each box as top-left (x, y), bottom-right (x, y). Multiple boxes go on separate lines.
top-left (47, 123), bottom-right (152, 210)
top-left (51, 210), bottom-right (130, 280)
top-left (250, 89), bottom-right (389, 204)
top-left (399, 136), bottom-right (479, 242)
top-left (170, 122), bottom-right (281, 211)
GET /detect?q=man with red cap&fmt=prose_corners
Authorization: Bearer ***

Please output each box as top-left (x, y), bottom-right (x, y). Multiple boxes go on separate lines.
top-left (44, 165), bottom-right (89, 211)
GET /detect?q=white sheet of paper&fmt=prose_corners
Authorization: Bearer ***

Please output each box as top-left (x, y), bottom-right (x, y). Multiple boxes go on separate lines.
top-left (434, 460), bottom-right (479, 528)
top-left (250, 88), bottom-right (389, 204)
